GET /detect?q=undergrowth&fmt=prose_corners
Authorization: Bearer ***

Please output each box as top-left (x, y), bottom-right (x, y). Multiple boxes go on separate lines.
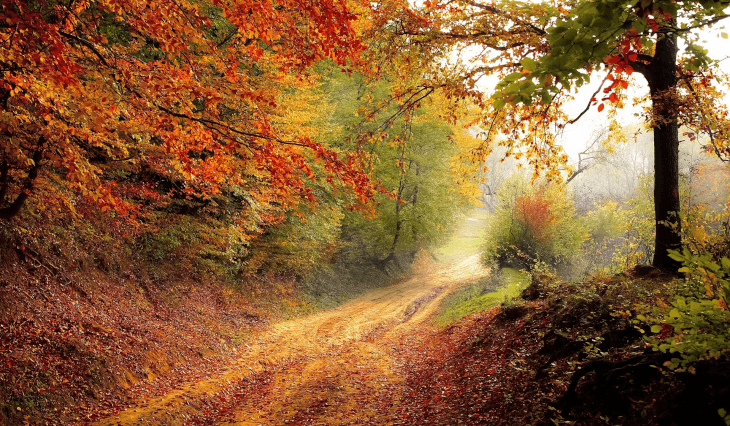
top-left (393, 262), bottom-right (730, 425)
top-left (435, 267), bottom-right (529, 326)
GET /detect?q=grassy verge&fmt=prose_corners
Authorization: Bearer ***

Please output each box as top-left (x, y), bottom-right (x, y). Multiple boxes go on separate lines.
top-left (434, 267), bottom-right (530, 326)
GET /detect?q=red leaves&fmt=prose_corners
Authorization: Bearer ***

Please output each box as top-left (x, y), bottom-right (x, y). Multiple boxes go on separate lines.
top-left (388, 306), bottom-right (555, 425)
top-left (515, 194), bottom-right (555, 243)
top-left (0, 252), bottom-right (271, 424)
top-left (0, 0), bottom-right (373, 224)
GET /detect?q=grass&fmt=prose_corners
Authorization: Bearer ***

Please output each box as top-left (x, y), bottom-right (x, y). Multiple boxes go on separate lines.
top-left (434, 267), bottom-right (530, 326)
top-left (436, 235), bottom-right (484, 260)
top-left (435, 210), bottom-right (490, 262)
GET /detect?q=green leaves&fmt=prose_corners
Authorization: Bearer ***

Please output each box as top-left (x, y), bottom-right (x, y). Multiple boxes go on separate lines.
top-left (521, 57), bottom-right (536, 73)
top-left (504, 72), bottom-right (524, 83)
top-left (719, 408), bottom-right (730, 426)
top-left (495, 0), bottom-right (634, 108)
top-left (685, 41), bottom-right (713, 72)
top-left (481, 175), bottom-right (587, 270)
top-left (646, 249), bottom-right (730, 370)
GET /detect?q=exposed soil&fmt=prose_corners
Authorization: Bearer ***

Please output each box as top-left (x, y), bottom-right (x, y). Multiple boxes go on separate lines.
top-left (94, 253), bottom-right (490, 425)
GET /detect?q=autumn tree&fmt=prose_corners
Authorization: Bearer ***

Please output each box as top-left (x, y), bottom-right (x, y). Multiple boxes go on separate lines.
top-left (369, 0), bottom-right (730, 271)
top-left (482, 174), bottom-right (586, 271)
top-left (0, 0), bottom-right (375, 228)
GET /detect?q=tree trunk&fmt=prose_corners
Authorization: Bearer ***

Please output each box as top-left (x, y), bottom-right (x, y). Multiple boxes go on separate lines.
top-left (645, 32), bottom-right (682, 271)
top-left (0, 148), bottom-right (44, 221)
top-left (382, 146), bottom-right (409, 269)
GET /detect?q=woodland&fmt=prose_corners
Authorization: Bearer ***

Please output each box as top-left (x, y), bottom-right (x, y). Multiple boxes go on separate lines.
top-left (1, 0), bottom-right (730, 424)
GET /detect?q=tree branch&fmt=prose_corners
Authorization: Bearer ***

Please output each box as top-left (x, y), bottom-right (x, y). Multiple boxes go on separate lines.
top-left (681, 76), bottom-right (730, 162)
top-left (155, 104), bottom-right (308, 148)
top-left (465, 1), bottom-right (547, 36)
top-left (674, 14), bottom-right (730, 33)
top-left (568, 72), bottom-right (611, 124)
top-left (0, 160), bottom-right (9, 203)
top-left (58, 30), bottom-right (110, 67)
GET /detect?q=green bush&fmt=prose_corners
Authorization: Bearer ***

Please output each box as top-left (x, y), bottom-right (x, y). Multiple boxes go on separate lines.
top-left (482, 175), bottom-right (587, 272)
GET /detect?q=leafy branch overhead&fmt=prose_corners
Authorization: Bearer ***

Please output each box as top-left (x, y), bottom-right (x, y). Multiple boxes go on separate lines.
top-left (496, 0), bottom-right (730, 116)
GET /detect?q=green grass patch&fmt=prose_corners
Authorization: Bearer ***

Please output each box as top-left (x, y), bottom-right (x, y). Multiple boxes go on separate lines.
top-left (435, 211), bottom-right (490, 262)
top-left (434, 267), bottom-right (530, 326)
top-left (436, 235), bottom-right (484, 260)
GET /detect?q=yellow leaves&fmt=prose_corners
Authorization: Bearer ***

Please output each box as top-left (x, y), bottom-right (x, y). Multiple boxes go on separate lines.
top-left (717, 299), bottom-right (728, 311)
top-left (690, 225), bottom-right (709, 246)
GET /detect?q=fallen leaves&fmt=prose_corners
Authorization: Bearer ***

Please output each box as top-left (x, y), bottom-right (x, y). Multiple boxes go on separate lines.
top-left (0, 264), bottom-right (266, 425)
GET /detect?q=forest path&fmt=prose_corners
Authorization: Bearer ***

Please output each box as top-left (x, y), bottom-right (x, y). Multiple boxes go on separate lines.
top-left (96, 252), bottom-right (488, 425)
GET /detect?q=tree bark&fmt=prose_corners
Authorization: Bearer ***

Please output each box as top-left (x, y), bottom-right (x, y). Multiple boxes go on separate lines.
top-left (381, 146), bottom-right (409, 269)
top-left (643, 32), bottom-right (682, 271)
top-left (0, 148), bottom-right (44, 221)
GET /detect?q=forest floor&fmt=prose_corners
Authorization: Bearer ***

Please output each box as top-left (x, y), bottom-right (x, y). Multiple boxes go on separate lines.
top-left (92, 254), bottom-right (730, 426)
top-left (8, 212), bottom-right (727, 425)
top-left (95, 252), bottom-right (490, 425)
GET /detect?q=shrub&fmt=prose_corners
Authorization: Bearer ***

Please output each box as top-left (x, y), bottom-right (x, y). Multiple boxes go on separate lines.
top-left (482, 174), bottom-right (587, 272)
top-left (644, 248), bottom-right (730, 370)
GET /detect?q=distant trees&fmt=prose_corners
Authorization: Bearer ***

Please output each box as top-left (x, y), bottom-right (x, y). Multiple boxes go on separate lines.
top-left (320, 69), bottom-right (475, 270)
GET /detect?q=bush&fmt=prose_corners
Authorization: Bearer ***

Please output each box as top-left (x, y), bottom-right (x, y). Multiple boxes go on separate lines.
top-left (482, 174), bottom-right (587, 273)
top-left (644, 248), bottom-right (730, 371)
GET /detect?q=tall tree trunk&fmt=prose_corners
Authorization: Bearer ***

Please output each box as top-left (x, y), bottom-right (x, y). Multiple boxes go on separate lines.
top-left (645, 32), bottom-right (682, 271)
top-left (0, 147), bottom-right (44, 221)
top-left (381, 146), bottom-right (409, 269)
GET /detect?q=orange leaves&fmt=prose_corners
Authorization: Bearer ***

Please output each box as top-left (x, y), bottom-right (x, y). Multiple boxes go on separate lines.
top-left (0, 0), bottom-right (373, 224)
top-left (514, 194), bottom-right (555, 244)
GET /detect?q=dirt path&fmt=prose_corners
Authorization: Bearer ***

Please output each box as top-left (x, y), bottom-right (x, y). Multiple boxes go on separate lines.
top-left (96, 253), bottom-right (488, 425)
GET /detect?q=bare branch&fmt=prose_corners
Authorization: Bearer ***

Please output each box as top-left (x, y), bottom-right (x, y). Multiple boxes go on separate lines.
top-left (567, 72), bottom-right (612, 124)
